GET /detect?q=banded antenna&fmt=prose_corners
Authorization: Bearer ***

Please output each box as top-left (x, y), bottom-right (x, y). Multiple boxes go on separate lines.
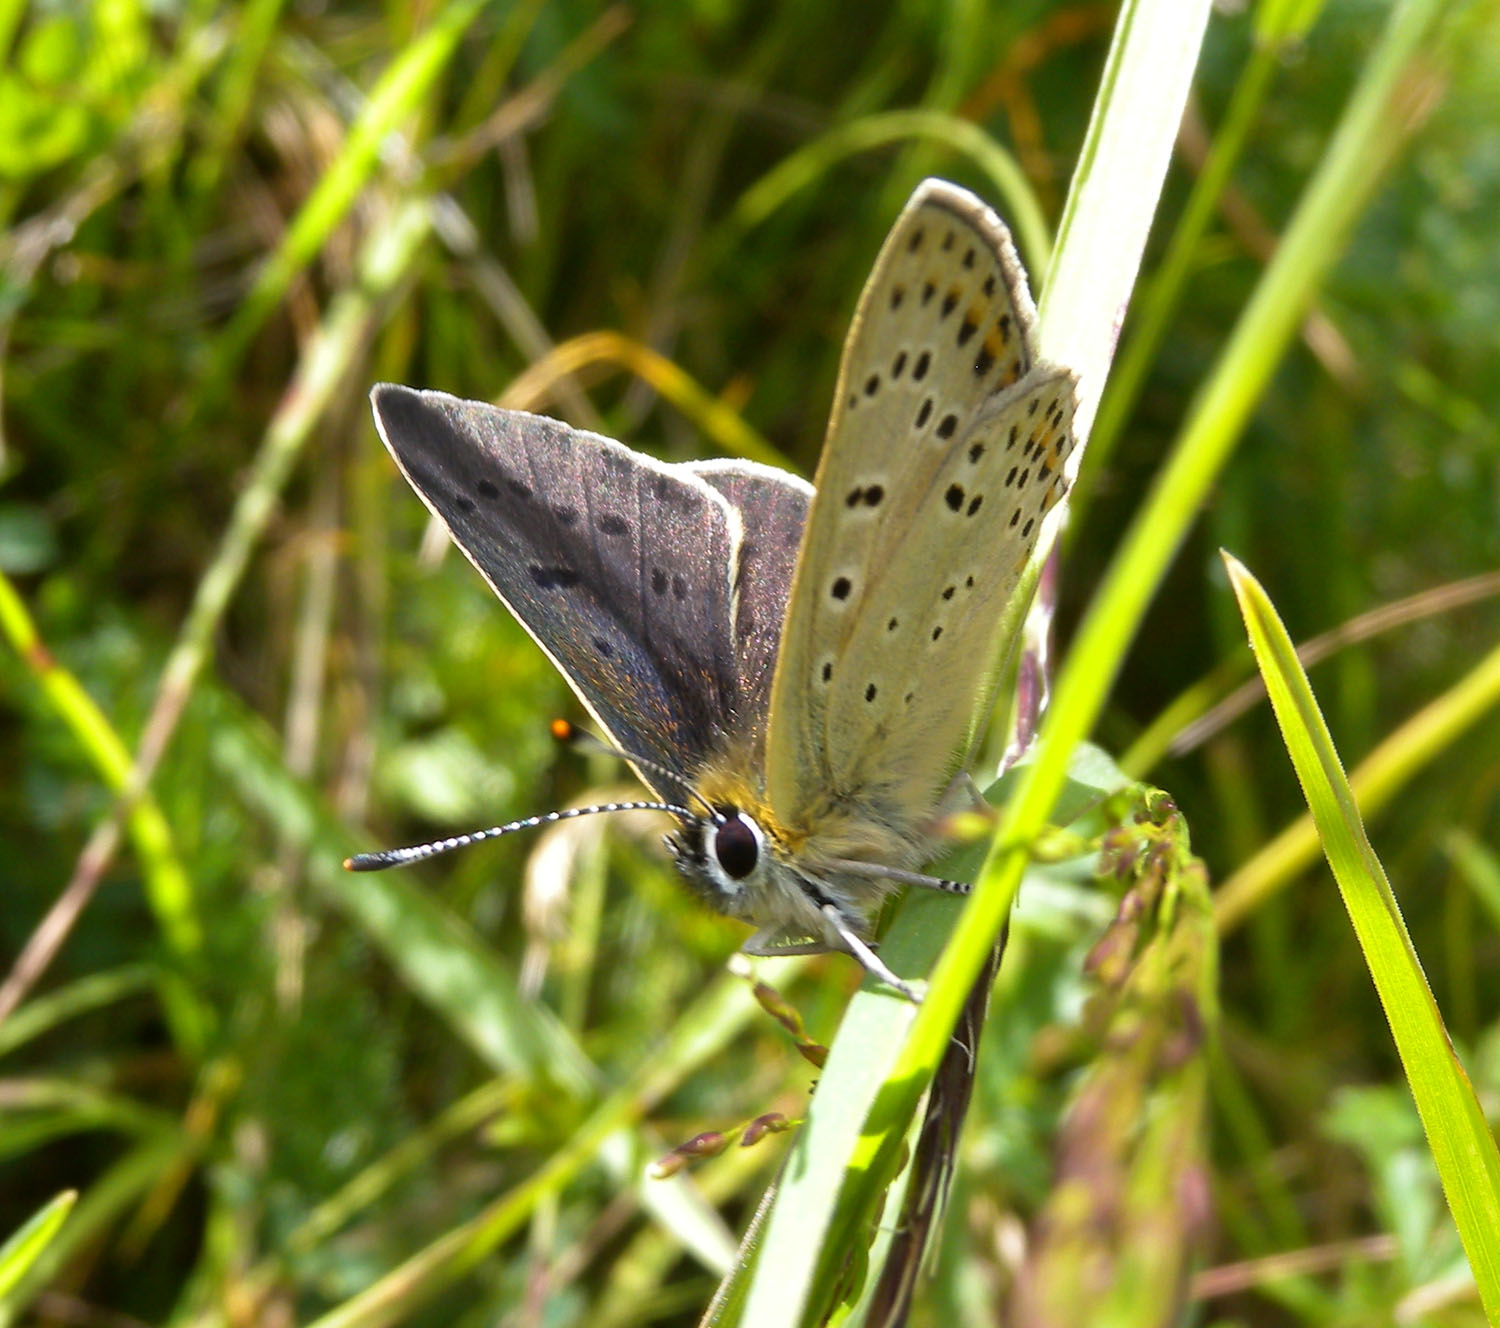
top-left (345, 718), bottom-right (706, 873)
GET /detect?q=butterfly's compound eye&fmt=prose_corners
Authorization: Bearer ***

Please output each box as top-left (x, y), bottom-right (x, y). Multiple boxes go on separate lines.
top-left (712, 812), bottom-right (761, 881)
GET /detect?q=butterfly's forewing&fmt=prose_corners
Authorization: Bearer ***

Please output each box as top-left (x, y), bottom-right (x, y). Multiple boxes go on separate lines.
top-left (686, 460), bottom-right (812, 730)
top-left (765, 180), bottom-right (1074, 830)
top-left (371, 386), bottom-right (743, 791)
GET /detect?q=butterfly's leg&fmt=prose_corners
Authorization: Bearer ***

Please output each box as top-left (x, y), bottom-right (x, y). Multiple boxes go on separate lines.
top-left (741, 930), bottom-right (829, 957)
top-left (960, 772), bottom-right (991, 812)
top-left (818, 904), bottom-right (923, 1003)
top-left (938, 771), bottom-right (992, 815)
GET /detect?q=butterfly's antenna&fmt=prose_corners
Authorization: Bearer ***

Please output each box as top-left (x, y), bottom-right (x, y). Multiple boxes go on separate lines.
top-left (824, 858), bottom-right (972, 896)
top-left (549, 719), bottom-right (721, 822)
top-left (345, 799), bottom-right (696, 872)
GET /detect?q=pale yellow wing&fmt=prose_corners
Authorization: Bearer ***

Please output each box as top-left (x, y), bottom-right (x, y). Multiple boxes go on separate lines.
top-left (764, 179), bottom-right (1075, 835)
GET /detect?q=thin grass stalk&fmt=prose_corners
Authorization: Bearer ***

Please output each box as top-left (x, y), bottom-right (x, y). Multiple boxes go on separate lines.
top-left (34, 200), bottom-right (433, 1037)
top-left (197, 0), bottom-right (484, 409)
top-left (730, 109), bottom-right (1050, 271)
top-left (1076, 0), bottom-right (1324, 509)
top-left (920, 0), bottom-right (1452, 1083)
top-left (1225, 554), bottom-right (1500, 1315)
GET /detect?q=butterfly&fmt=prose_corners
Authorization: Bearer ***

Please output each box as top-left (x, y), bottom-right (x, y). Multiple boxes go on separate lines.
top-left (352, 179), bottom-right (1077, 999)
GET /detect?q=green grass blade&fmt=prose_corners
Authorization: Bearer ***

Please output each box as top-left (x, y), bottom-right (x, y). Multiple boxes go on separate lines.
top-left (1034, 0), bottom-right (1215, 436)
top-left (912, 0), bottom-right (1451, 1118)
top-left (0, 571), bottom-right (201, 969)
top-left (200, 0), bottom-right (487, 397)
top-left (0, 1192), bottom-right (75, 1299)
top-left (1214, 633), bottom-right (1500, 932)
top-left (731, 109), bottom-right (1050, 272)
top-left (1224, 553), bottom-right (1500, 1316)
top-left (0, 965), bottom-right (154, 1060)
top-left (733, 892), bottom-right (959, 1326)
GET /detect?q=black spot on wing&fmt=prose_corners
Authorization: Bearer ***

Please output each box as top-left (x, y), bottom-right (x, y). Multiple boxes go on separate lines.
top-left (528, 565), bottom-right (580, 590)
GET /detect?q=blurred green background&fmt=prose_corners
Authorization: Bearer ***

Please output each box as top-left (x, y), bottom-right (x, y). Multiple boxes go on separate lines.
top-left (2, 0), bottom-right (1498, 1323)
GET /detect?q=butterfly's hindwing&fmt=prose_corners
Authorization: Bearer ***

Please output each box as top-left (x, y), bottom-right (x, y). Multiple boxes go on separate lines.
top-left (372, 386), bottom-right (741, 789)
top-left (687, 460), bottom-right (812, 734)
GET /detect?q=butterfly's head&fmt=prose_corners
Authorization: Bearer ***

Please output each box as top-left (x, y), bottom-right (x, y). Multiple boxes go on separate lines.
top-left (664, 763), bottom-right (788, 921)
top-left (666, 803), bottom-right (769, 917)
top-left (663, 764), bottom-right (916, 960)
top-left (662, 764), bottom-right (828, 931)
top-left (667, 798), bottom-right (881, 965)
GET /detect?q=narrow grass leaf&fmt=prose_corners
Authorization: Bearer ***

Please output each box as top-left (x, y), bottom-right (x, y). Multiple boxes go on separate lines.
top-left (0, 1192), bottom-right (74, 1299)
top-left (1225, 553), bottom-right (1500, 1316)
top-left (731, 109), bottom-right (1049, 272)
top-left (203, 0), bottom-right (487, 390)
top-left (1215, 633), bottom-right (1500, 932)
top-left (0, 966), bottom-right (156, 1061)
top-left (734, 892), bottom-right (956, 1326)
